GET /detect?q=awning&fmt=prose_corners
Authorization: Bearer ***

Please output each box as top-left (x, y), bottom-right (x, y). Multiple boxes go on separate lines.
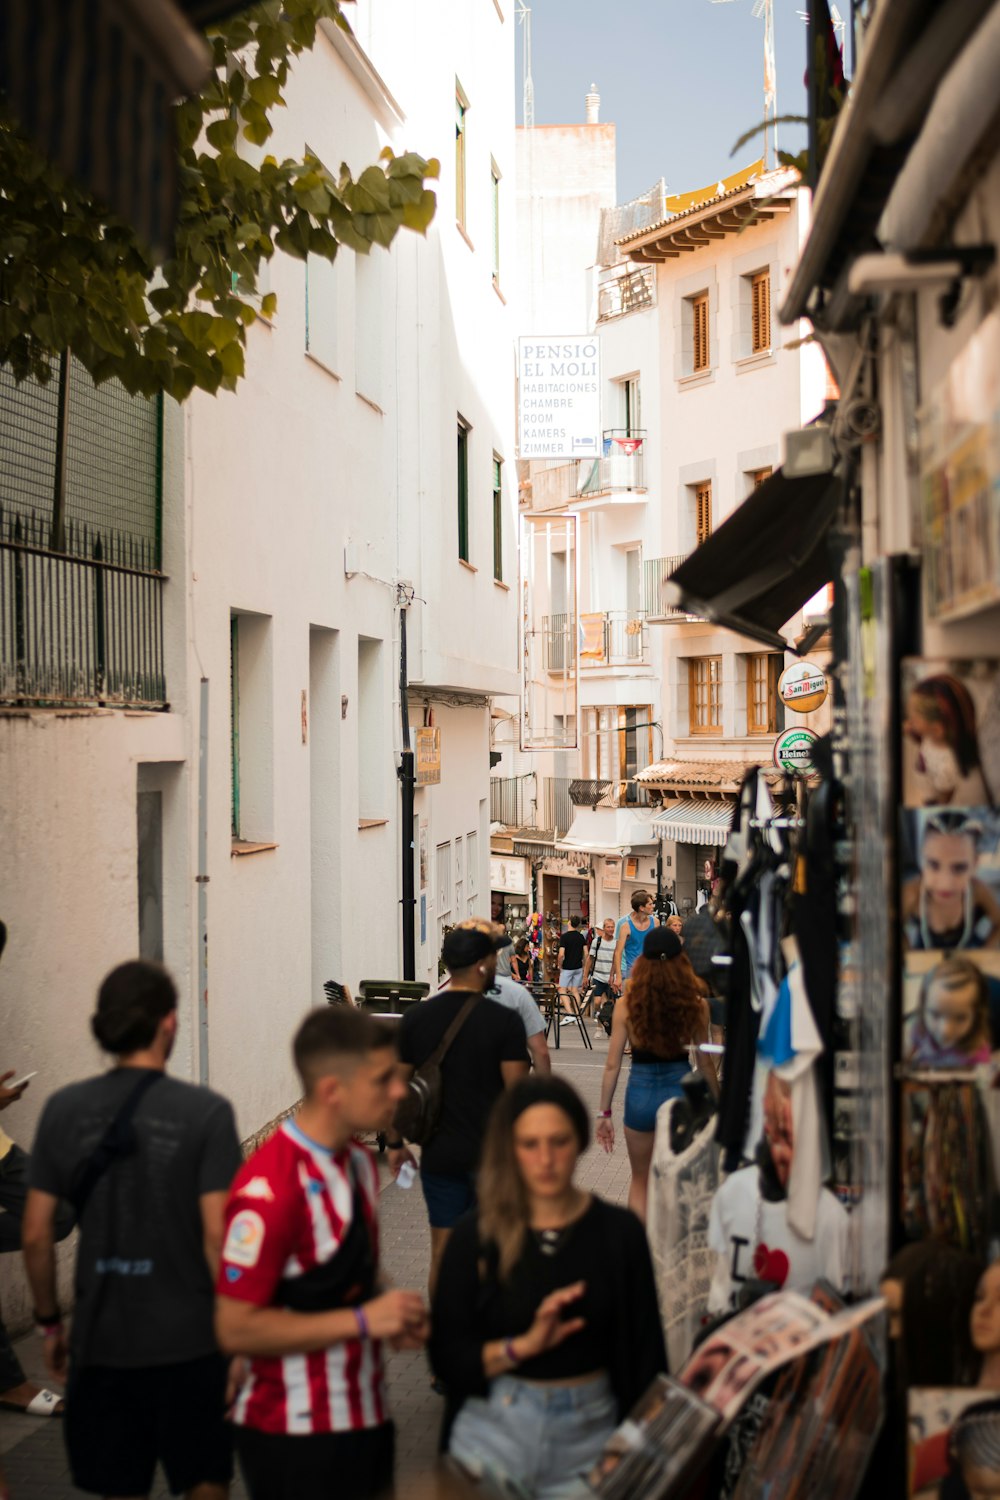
top-left (0, 0), bottom-right (216, 257)
top-left (557, 807), bottom-right (660, 857)
top-left (652, 800), bottom-right (735, 847)
top-left (665, 467), bottom-right (841, 652)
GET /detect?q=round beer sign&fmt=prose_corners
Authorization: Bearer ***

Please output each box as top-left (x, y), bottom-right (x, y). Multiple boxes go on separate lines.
top-left (773, 727), bottom-right (818, 775)
top-left (777, 660), bottom-right (828, 713)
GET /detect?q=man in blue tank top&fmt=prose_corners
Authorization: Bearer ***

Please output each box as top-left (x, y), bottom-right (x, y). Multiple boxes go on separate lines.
top-left (610, 890), bottom-right (658, 992)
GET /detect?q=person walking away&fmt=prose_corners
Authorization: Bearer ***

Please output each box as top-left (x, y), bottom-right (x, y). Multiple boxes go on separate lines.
top-left (215, 1006), bottom-right (427, 1500)
top-left (556, 916), bottom-right (588, 1024)
top-left (583, 918), bottom-right (618, 1021)
top-left (388, 921), bottom-right (530, 1298)
top-left (22, 960), bottom-right (242, 1500)
top-left (610, 891), bottom-right (658, 995)
top-left (430, 1077), bottom-right (666, 1499)
top-left (596, 928), bottom-right (715, 1222)
top-left (438, 923), bottom-right (551, 1075)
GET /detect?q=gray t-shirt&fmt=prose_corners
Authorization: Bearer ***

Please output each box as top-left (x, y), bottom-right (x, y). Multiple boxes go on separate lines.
top-left (486, 975), bottom-right (545, 1039)
top-left (30, 1068), bottom-right (241, 1368)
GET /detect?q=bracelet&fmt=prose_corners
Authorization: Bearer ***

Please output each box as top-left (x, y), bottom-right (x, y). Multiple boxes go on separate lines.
top-left (35, 1322), bottom-right (64, 1339)
top-left (597, 1110), bottom-right (612, 1119)
top-left (503, 1338), bottom-right (521, 1366)
top-left (33, 1307), bottom-right (61, 1328)
top-left (354, 1305), bottom-right (370, 1341)
top-left (385, 1139), bottom-right (405, 1150)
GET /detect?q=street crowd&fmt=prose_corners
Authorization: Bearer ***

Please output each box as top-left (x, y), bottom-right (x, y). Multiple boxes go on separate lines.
top-left (0, 901), bottom-right (726, 1500)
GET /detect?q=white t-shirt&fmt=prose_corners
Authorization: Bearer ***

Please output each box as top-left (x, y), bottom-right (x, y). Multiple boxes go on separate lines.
top-left (706, 1165), bottom-right (848, 1314)
top-left (589, 934), bottom-right (615, 984)
top-left (486, 975), bottom-right (545, 1039)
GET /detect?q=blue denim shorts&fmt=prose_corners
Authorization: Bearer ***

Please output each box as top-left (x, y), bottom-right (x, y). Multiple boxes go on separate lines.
top-left (623, 1059), bottom-right (689, 1132)
top-left (420, 1170), bottom-right (477, 1229)
top-left (450, 1372), bottom-right (616, 1500)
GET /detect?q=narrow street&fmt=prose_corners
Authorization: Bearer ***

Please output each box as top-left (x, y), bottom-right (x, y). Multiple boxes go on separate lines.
top-left (0, 1031), bottom-right (622, 1499)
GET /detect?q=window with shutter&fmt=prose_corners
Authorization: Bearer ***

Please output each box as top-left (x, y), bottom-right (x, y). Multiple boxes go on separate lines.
top-left (692, 292), bottom-right (709, 372)
top-left (751, 466), bottom-right (773, 489)
top-left (689, 657), bottom-right (722, 734)
top-left (747, 652), bottom-right (783, 733)
top-left (696, 481), bottom-right (713, 544)
top-left (751, 270), bottom-right (771, 354)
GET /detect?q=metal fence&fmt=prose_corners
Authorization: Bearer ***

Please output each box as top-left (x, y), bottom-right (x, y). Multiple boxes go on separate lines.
top-left (0, 509), bottom-right (166, 707)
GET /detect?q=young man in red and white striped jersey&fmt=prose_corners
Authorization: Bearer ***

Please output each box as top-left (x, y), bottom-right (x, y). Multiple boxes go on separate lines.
top-left (215, 1006), bottom-right (428, 1500)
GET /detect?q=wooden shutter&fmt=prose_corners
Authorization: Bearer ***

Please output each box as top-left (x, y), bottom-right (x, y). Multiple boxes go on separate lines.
top-left (696, 481), bottom-right (712, 544)
top-left (751, 270), bottom-right (771, 353)
top-left (752, 465), bottom-right (773, 490)
top-left (693, 293), bottom-right (709, 372)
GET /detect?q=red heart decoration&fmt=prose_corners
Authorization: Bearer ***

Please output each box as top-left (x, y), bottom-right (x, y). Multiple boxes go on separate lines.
top-left (753, 1242), bottom-right (790, 1286)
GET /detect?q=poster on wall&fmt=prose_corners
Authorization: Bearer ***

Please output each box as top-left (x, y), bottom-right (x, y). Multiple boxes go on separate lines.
top-left (899, 807), bottom-right (1000, 953)
top-left (900, 658), bottom-right (1000, 809)
top-left (919, 308), bottom-right (1000, 622)
top-left (517, 336), bottom-right (601, 460)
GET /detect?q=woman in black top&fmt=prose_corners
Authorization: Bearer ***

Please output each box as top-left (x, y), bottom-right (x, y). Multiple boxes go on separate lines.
top-left (596, 926), bottom-right (714, 1221)
top-left (430, 1076), bottom-right (665, 1499)
top-left (510, 939), bottom-right (532, 984)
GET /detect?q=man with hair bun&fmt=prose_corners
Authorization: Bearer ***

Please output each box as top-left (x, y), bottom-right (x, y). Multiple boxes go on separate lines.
top-left (215, 1004), bottom-right (429, 1500)
top-left (22, 958), bottom-right (242, 1500)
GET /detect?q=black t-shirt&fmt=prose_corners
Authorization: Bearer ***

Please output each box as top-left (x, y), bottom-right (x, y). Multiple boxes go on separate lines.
top-left (30, 1068), bottom-right (242, 1368)
top-left (398, 991), bottom-right (526, 1177)
top-left (430, 1197), bottom-right (666, 1432)
top-left (559, 929), bottom-right (587, 969)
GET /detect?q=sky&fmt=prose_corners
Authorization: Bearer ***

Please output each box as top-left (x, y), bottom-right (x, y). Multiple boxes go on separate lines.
top-left (517, 0), bottom-right (841, 204)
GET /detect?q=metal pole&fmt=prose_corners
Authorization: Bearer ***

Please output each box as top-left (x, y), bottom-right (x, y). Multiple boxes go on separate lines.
top-left (197, 676), bottom-right (210, 1084)
top-left (398, 609), bottom-right (416, 980)
top-left (50, 351), bottom-right (70, 554)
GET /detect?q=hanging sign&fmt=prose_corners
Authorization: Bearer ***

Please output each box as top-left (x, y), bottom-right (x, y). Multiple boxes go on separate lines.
top-left (773, 727), bottom-right (818, 774)
top-left (414, 727), bottom-right (441, 785)
top-left (517, 336), bottom-right (601, 459)
top-left (778, 660), bottom-right (829, 713)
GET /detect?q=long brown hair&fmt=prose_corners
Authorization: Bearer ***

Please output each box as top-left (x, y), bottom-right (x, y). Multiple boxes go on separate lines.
top-left (626, 951), bottom-right (706, 1056)
top-left (477, 1077), bottom-right (590, 1280)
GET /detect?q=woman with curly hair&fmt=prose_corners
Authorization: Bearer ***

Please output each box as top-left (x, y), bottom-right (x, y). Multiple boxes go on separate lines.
top-left (595, 926), bottom-right (714, 1221)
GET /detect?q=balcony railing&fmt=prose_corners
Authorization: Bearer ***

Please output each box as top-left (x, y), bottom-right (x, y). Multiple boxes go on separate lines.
top-left (0, 510), bottom-right (166, 708)
top-left (490, 775), bottom-right (575, 835)
top-left (580, 610), bottom-right (649, 667)
top-left (568, 778), bottom-right (655, 809)
top-left (642, 555), bottom-right (704, 621)
top-left (578, 431), bottom-right (646, 496)
top-left (597, 267), bottom-right (656, 323)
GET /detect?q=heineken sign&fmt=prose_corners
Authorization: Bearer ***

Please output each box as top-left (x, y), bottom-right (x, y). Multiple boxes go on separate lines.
top-left (773, 727), bottom-right (818, 775)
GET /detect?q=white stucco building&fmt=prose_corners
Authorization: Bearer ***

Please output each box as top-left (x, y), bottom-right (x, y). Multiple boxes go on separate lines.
top-left (1, 2), bottom-right (517, 1326)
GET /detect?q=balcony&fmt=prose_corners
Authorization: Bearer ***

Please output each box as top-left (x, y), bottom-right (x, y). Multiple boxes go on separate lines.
top-left (578, 431), bottom-right (646, 498)
top-left (568, 778), bottom-right (655, 809)
top-left (0, 510), bottom-right (166, 708)
top-left (527, 463), bottom-right (580, 513)
top-left (580, 610), bottom-right (649, 668)
top-left (490, 774), bottom-right (575, 835)
top-left (542, 611), bottom-right (649, 672)
top-left (597, 266), bottom-right (656, 323)
top-left (642, 555), bottom-right (704, 622)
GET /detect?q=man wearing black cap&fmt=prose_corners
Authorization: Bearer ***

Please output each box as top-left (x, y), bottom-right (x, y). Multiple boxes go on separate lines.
top-left (389, 922), bottom-right (530, 1297)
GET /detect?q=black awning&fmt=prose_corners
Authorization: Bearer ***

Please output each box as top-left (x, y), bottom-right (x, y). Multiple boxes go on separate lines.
top-left (666, 468), bottom-right (841, 653)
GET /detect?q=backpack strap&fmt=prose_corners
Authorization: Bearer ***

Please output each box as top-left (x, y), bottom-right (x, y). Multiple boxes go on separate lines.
top-left (425, 994), bottom-right (480, 1070)
top-left (69, 1070), bottom-right (163, 1215)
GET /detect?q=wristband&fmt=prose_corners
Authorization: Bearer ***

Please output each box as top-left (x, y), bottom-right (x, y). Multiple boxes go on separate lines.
top-left (35, 1322), bottom-right (64, 1339)
top-left (354, 1305), bottom-right (370, 1340)
top-left (597, 1110), bottom-right (612, 1118)
top-left (33, 1308), bottom-right (61, 1328)
top-left (503, 1338), bottom-right (521, 1366)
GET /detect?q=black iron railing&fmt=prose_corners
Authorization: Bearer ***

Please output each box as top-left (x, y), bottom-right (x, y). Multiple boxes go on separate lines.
top-left (0, 508), bottom-right (166, 708)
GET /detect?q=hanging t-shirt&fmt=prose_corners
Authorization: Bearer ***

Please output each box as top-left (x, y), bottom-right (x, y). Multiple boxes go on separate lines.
top-left (706, 1165), bottom-right (848, 1315)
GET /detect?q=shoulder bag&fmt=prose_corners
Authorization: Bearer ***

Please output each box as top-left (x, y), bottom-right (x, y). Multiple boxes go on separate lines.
top-left (392, 995), bottom-right (479, 1146)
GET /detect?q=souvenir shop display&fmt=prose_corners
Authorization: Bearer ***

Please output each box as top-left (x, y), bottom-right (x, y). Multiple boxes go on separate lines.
top-left (900, 807), bottom-right (1000, 953)
top-left (908, 1390), bottom-right (1000, 1500)
top-left (588, 1289), bottom-right (885, 1500)
top-left (646, 1076), bottom-right (721, 1370)
top-left (900, 659), bottom-right (1000, 809)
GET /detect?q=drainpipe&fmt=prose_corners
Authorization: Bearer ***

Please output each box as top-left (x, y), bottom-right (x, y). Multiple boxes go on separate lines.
top-left (398, 607), bottom-right (416, 980)
top-left (197, 676), bottom-right (210, 1083)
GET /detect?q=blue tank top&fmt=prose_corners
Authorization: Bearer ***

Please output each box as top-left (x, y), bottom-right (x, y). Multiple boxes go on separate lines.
top-left (620, 914), bottom-right (655, 977)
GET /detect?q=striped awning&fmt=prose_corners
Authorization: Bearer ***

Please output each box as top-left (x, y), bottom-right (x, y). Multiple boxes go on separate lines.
top-left (651, 799), bottom-right (734, 847)
top-left (0, 0), bottom-right (214, 257)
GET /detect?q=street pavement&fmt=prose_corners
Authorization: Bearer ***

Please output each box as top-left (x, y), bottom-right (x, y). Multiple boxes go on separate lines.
top-left (0, 1023), bottom-right (626, 1498)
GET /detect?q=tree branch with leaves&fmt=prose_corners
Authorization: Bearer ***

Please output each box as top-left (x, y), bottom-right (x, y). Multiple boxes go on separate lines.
top-left (0, 0), bottom-right (438, 399)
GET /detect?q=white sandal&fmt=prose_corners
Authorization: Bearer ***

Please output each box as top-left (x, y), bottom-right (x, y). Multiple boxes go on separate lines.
top-left (0, 1388), bottom-right (64, 1417)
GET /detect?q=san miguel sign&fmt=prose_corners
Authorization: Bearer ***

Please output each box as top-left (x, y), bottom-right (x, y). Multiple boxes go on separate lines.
top-left (517, 336), bottom-right (601, 460)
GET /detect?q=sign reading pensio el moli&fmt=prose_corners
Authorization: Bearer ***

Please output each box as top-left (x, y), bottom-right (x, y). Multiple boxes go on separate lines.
top-left (518, 336), bottom-right (601, 460)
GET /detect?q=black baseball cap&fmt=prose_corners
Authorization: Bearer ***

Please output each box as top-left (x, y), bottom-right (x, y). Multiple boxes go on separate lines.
top-left (442, 918), bottom-right (513, 971)
top-left (642, 926), bottom-right (683, 962)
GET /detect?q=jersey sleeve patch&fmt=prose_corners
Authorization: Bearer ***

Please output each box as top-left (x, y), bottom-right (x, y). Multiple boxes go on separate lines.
top-left (223, 1208), bottom-right (267, 1268)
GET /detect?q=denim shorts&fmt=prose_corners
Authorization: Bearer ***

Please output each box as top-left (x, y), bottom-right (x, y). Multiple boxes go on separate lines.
top-left (450, 1372), bottom-right (616, 1500)
top-left (623, 1059), bottom-right (689, 1132)
top-left (420, 1170), bottom-right (477, 1229)
top-left (558, 969), bottom-right (583, 988)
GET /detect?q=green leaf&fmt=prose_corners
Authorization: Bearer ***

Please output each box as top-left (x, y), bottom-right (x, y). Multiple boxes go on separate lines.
top-left (206, 117), bottom-right (239, 150)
